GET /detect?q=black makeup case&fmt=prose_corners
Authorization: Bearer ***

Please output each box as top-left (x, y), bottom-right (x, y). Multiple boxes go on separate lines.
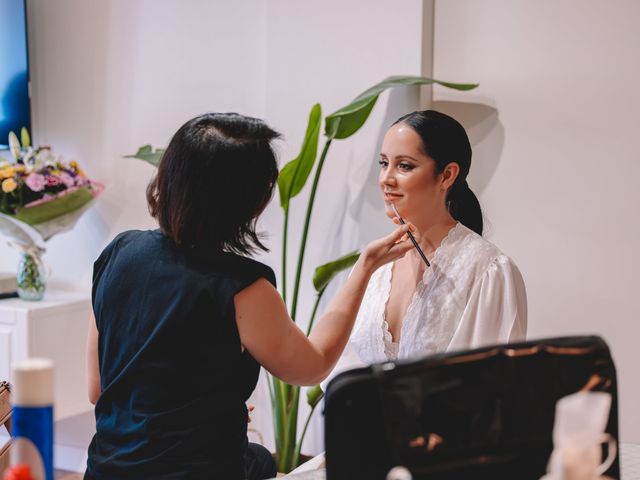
top-left (324, 336), bottom-right (619, 480)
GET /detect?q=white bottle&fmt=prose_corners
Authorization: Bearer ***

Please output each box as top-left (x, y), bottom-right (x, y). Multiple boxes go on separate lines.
top-left (11, 358), bottom-right (54, 480)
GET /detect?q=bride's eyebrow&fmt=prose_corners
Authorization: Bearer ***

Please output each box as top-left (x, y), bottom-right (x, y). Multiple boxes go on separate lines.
top-left (379, 153), bottom-right (419, 162)
top-left (396, 155), bottom-right (419, 162)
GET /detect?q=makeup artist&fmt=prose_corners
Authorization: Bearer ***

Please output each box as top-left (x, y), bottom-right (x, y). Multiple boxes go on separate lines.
top-left (328, 110), bottom-right (528, 380)
top-left (84, 113), bottom-right (415, 480)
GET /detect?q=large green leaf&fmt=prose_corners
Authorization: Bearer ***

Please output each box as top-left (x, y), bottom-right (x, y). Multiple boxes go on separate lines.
top-left (312, 250), bottom-right (360, 293)
top-left (277, 104), bottom-right (322, 209)
top-left (324, 75), bottom-right (479, 140)
top-left (124, 145), bottom-right (165, 167)
top-left (14, 187), bottom-right (94, 225)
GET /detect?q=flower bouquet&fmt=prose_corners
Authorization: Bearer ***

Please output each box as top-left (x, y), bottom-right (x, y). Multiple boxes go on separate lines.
top-left (0, 129), bottom-right (102, 300)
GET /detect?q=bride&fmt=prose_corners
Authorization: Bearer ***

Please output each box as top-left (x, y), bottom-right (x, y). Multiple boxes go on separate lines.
top-left (328, 109), bottom-right (527, 378)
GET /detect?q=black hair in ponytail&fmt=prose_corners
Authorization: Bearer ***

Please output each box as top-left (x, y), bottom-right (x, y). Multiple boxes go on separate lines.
top-left (393, 110), bottom-right (483, 235)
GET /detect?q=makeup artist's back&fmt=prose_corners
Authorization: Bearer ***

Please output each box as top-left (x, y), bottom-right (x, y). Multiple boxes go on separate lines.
top-left (86, 228), bottom-right (275, 480)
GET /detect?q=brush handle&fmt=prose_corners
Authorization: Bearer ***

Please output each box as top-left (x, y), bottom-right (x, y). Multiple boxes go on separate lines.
top-left (391, 206), bottom-right (430, 267)
top-left (405, 228), bottom-right (431, 267)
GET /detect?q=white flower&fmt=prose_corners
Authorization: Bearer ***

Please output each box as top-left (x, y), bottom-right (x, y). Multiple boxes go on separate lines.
top-left (8, 132), bottom-right (21, 160)
top-left (22, 148), bottom-right (36, 166)
top-left (40, 148), bottom-right (56, 167)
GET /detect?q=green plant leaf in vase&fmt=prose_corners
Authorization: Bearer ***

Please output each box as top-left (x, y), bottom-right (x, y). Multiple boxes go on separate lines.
top-left (306, 250), bottom-right (361, 339)
top-left (306, 384), bottom-right (324, 408)
top-left (277, 103), bottom-right (322, 210)
top-left (124, 144), bottom-right (165, 167)
top-left (324, 75), bottom-right (479, 140)
top-left (312, 250), bottom-right (360, 293)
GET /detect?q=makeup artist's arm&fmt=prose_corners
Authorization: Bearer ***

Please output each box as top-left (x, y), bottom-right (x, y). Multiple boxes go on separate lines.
top-left (235, 224), bottom-right (414, 386)
top-left (86, 311), bottom-right (101, 405)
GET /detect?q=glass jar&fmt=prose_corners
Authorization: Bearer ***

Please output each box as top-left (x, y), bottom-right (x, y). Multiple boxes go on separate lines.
top-left (17, 250), bottom-right (46, 301)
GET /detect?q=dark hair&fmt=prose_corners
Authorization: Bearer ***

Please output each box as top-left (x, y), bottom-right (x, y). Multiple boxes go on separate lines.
top-left (147, 112), bottom-right (280, 255)
top-left (393, 110), bottom-right (483, 235)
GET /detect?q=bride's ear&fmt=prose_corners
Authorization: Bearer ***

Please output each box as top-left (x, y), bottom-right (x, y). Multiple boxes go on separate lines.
top-left (440, 163), bottom-right (460, 191)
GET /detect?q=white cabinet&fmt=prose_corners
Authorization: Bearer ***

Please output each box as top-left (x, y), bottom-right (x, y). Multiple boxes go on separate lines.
top-left (0, 291), bottom-right (93, 420)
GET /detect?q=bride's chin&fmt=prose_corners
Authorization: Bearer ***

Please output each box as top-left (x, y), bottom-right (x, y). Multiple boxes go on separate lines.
top-left (383, 206), bottom-right (395, 220)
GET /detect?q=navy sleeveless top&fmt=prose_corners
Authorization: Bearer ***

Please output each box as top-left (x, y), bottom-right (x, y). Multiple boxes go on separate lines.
top-left (86, 230), bottom-right (275, 480)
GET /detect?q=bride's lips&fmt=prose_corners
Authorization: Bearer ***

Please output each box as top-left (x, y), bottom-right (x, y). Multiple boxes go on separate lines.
top-left (384, 192), bottom-right (402, 202)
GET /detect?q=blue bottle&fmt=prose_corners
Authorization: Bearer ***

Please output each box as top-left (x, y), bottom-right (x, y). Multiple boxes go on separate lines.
top-left (11, 358), bottom-right (54, 480)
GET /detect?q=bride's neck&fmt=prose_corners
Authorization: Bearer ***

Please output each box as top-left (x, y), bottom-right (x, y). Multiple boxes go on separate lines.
top-left (408, 209), bottom-right (458, 256)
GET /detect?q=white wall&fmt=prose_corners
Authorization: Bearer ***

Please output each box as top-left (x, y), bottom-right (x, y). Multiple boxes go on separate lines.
top-left (433, 0), bottom-right (640, 442)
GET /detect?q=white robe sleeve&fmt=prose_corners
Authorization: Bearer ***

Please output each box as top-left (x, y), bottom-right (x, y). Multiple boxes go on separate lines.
top-left (449, 255), bottom-right (528, 350)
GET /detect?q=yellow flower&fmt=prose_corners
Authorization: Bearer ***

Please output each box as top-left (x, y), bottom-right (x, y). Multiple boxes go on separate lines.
top-left (13, 164), bottom-right (26, 173)
top-left (69, 160), bottom-right (79, 169)
top-left (0, 167), bottom-right (15, 180)
top-left (2, 178), bottom-right (17, 193)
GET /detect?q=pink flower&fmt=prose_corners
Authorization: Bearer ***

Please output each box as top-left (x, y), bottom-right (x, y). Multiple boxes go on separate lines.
top-left (59, 172), bottom-right (75, 188)
top-left (46, 175), bottom-right (60, 186)
top-left (75, 175), bottom-right (89, 186)
top-left (25, 173), bottom-right (46, 192)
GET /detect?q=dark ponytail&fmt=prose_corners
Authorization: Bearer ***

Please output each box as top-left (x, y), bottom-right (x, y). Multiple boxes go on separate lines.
top-left (393, 110), bottom-right (483, 235)
top-left (447, 179), bottom-right (483, 236)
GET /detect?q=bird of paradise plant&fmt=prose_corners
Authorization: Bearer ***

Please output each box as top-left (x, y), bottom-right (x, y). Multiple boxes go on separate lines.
top-left (128, 75), bottom-right (477, 473)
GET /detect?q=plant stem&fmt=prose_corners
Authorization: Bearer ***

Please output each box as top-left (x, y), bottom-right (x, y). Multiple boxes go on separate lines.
top-left (306, 288), bottom-right (326, 336)
top-left (274, 202), bottom-right (291, 464)
top-left (281, 204), bottom-right (293, 406)
top-left (278, 293), bottom-right (327, 469)
top-left (266, 372), bottom-right (275, 406)
top-left (290, 139), bottom-right (332, 321)
top-left (282, 204), bottom-right (289, 306)
top-left (293, 400), bottom-right (320, 469)
top-left (280, 385), bottom-right (300, 472)
top-left (273, 377), bottom-right (286, 453)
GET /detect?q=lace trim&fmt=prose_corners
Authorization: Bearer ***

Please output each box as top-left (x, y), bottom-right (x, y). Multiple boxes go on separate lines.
top-left (386, 222), bottom-right (462, 356)
top-left (381, 260), bottom-right (397, 360)
top-left (382, 320), bottom-right (399, 360)
top-left (426, 222), bottom-right (463, 267)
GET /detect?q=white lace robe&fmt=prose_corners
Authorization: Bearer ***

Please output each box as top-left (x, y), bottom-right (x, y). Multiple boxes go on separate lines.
top-left (325, 223), bottom-right (528, 387)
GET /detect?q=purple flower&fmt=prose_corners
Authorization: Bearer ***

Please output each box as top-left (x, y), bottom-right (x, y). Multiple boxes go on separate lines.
top-left (25, 173), bottom-right (46, 192)
top-left (59, 172), bottom-right (75, 188)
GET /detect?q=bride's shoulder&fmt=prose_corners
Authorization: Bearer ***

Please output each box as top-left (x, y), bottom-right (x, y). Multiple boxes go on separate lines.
top-left (451, 223), bottom-right (512, 267)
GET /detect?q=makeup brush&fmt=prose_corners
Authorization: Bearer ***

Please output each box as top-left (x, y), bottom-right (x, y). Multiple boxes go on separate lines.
top-left (390, 203), bottom-right (430, 267)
